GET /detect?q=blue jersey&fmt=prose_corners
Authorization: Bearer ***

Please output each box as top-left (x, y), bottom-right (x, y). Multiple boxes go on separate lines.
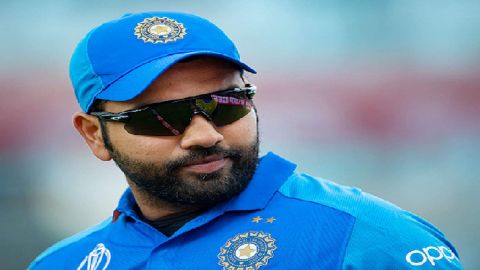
top-left (29, 152), bottom-right (463, 269)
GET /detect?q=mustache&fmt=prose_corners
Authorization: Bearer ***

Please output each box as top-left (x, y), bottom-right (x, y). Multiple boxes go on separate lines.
top-left (165, 146), bottom-right (242, 172)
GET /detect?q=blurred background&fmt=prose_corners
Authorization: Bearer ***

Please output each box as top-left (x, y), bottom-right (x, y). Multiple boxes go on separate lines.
top-left (1, 0), bottom-right (479, 269)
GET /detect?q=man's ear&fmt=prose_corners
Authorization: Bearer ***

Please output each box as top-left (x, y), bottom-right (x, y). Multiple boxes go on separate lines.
top-left (72, 112), bottom-right (112, 161)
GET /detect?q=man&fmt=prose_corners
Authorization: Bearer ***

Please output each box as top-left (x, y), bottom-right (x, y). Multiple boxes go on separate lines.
top-left (30, 11), bottom-right (463, 269)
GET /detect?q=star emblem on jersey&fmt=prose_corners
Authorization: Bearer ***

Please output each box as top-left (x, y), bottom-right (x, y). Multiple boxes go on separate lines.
top-left (218, 231), bottom-right (276, 270)
top-left (251, 216), bottom-right (263, 223)
top-left (251, 216), bottom-right (276, 224)
top-left (266, 217), bottom-right (276, 223)
top-left (134, 17), bottom-right (186, 44)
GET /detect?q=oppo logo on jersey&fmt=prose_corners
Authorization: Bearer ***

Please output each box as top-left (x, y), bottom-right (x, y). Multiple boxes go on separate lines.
top-left (405, 245), bottom-right (457, 266)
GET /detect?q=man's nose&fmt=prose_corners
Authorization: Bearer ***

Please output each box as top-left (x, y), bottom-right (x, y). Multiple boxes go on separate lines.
top-left (180, 115), bottom-right (224, 149)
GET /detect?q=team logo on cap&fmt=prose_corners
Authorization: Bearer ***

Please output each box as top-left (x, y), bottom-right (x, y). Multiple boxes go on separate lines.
top-left (218, 231), bottom-right (276, 270)
top-left (134, 17), bottom-right (186, 44)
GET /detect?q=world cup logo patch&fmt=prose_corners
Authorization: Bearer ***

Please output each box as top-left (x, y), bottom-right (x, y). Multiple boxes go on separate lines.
top-left (134, 17), bottom-right (186, 44)
top-left (218, 231), bottom-right (277, 270)
top-left (77, 243), bottom-right (111, 270)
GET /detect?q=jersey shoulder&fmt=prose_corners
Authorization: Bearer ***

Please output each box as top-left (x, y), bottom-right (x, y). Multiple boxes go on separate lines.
top-left (279, 172), bottom-right (405, 221)
top-left (279, 172), bottom-right (463, 269)
top-left (28, 217), bottom-right (112, 270)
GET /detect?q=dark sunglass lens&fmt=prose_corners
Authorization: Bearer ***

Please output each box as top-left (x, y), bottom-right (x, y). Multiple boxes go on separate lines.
top-left (124, 103), bottom-right (191, 136)
top-left (121, 88), bottom-right (254, 135)
top-left (153, 102), bottom-right (191, 134)
top-left (195, 96), bottom-right (217, 114)
top-left (123, 110), bottom-right (171, 136)
top-left (210, 93), bottom-right (253, 126)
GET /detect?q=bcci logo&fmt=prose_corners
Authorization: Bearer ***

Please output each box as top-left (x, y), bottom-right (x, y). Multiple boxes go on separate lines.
top-left (134, 17), bottom-right (186, 44)
top-left (218, 231), bottom-right (276, 270)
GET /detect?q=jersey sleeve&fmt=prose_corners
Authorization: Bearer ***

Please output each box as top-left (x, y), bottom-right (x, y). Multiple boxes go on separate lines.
top-left (341, 209), bottom-right (463, 269)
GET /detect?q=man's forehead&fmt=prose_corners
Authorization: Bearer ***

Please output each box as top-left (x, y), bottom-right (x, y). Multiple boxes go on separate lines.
top-left (147, 56), bottom-right (242, 88)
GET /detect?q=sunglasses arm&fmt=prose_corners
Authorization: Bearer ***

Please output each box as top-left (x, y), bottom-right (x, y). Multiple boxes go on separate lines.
top-left (90, 112), bottom-right (131, 122)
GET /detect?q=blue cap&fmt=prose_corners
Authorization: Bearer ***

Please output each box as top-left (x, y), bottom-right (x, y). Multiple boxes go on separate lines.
top-left (70, 11), bottom-right (256, 112)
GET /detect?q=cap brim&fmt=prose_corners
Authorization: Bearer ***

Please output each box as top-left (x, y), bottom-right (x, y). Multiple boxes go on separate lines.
top-left (95, 51), bottom-right (256, 103)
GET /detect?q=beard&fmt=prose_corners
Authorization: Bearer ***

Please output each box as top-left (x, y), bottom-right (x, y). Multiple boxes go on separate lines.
top-left (101, 122), bottom-right (259, 206)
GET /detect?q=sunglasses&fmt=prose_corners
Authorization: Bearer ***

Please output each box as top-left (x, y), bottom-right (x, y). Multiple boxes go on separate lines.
top-left (90, 84), bottom-right (256, 136)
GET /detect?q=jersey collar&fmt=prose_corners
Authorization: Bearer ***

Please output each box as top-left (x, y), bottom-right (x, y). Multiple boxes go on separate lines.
top-left (223, 152), bottom-right (296, 211)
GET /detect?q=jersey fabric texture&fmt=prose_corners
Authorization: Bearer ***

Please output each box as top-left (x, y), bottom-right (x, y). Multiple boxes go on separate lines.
top-left (29, 152), bottom-right (463, 270)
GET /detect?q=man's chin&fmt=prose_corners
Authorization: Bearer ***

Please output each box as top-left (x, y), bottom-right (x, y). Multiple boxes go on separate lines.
top-left (178, 169), bottom-right (229, 185)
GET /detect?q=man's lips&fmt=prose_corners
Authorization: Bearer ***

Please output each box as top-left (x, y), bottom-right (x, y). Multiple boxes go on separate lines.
top-left (182, 155), bottom-right (229, 174)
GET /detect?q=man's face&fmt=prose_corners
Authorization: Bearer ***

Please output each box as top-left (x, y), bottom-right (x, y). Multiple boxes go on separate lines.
top-left (100, 57), bottom-right (259, 206)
